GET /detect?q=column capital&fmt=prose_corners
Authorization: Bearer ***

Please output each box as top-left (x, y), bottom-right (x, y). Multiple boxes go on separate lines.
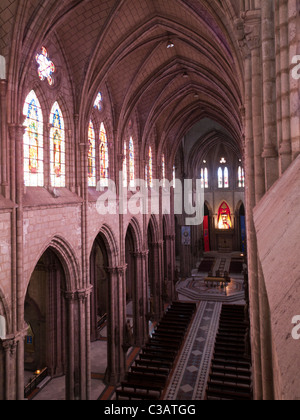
top-left (236, 11), bottom-right (262, 57)
top-left (63, 286), bottom-right (93, 301)
top-left (8, 123), bottom-right (26, 140)
top-left (1, 337), bottom-right (17, 355)
top-left (105, 265), bottom-right (127, 275)
top-left (0, 79), bottom-right (7, 97)
top-left (133, 250), bottom-right (149, 259)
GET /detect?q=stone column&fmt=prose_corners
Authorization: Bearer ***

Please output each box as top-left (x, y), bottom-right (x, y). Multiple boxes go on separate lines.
top-left (288, 0), bottom-right (299, 159)
top-left (65, 291), bottom-right (75, 400)
top-left (243, 9), bottom-right (275, 400)
top-left (0, 80), bottom-right (9, 198)
top-left (133, 251), bottom-right (148, 346)
top-left (164, 234), bottom-right (176, 302)
top-left (240, 14), bottom-right (263, 400)
top-left (2, 338), bottom-right (17, 400)
top-left (151, 241), bottom-right (164, 320)
top-left (64, 287), bottom-right (92, 400)
top-left (277, 0), bottom-right (292, 172)
top-left (0, 327), bottom-right (26, 400)
top-left (261, 0), bottom-right (279, 190)
top-left (105, 267), bottom-right (122, 385)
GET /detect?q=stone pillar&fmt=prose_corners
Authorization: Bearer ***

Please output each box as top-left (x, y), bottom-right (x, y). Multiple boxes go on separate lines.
top-left (151, 241), bottom-right (164, 319)
top-left (0, 327), bottom-right (26, 400)
top-left (133, 251), bottom-right (148, 345)
top-left (47, 263), bottom-right (64, 378)
top-left (64, 287), bottom-right (92, 400)
top-left (105, 266), bottom-right (127, 386)
top-left (276, 0), bottom-right (292, 172)
top-left (0, 80), bottom-right (9, 198)
top-left (164, 234), bottom-right (176, 302)
top-left (261, 0), bottom-right (279, 190)
top-left (2, 338), bottom-right (17, 400)
top-left (65, 291), bottom-right (75, 400)
top-left (288, 0), bottom-right (299, 159)
top-left (242, 9), bottom-right (275, 400)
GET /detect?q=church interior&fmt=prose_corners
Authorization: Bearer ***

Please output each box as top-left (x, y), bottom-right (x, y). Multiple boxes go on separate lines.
top-left (0, 0), bottom-right (299, 401)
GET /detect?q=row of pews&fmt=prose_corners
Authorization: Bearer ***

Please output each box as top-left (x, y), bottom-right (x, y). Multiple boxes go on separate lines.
top-left (198, 257), bottom-right (215, 273)
top-left (229, 259), bottom-right (244, 274)
top-left (116, 302), bottom-right (197, 401)
top-left (205, 304), bottom-right (253, 400)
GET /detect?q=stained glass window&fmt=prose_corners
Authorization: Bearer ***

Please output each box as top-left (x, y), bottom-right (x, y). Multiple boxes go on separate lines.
top-left (123, 142), bottom-right (127, 188)
top-left (218, 167), bottom-right (223, 188)
top-left (129, 137), bottom-right (135, 187)
top-left (149, 147), bottom-right (153, 188)
top-left (201, 168), bottom-right (209, 189)
top-left (94, 92), bottom-right (102, 111)
top-left (238, 166), bottom-right (245, 188)
top-left (23, 90), bottom-right (44, 187)
top-left (36, 47), bottom-right (55, 86)
top-left (224, 167), bottom-right (229, 188)
top-left (88, 121), bottom-right (96, 187)
top-left (99, 123), bottom-right (109, 187)
top-left (218, 202), bottom-right (232, 230)
top-left (50, 102), bottom-right (65, 187)
top-left (218, 167), bottom-right (229, 189)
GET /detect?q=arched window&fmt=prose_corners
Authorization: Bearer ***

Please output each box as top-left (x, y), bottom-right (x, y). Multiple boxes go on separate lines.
top-left (218, 201), bottom-right (232, 230)
top-left (224, 167), bottom-right (229, 188)
top-left (99, 123), bottom-right (109, 187)
top-left (23, 90), bottom-right (44, 187)
top-left (218, 167), bottom-right (229, 189)
top-left (218, 167), bottom-right (223, 189)
top-left (201, 168), bottom-right (209, 189)
top-left (123, 142), bottom-right (127, 188)
top-left (238, 166), bottom-right (245, 188)
top-left (88, 121), bottom-right (96, 187)
top-left (50, 102), bottom-right (65, 187)
top-left (149, 147), bottom-right (153, 188)
top-left (94, 92), bottom-right (103, 111)
top-left (129, 137), bottom-right (135, 187)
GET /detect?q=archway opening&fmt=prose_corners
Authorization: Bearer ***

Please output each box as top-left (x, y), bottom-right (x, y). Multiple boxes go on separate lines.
top-left (125, 224), bottom-right (136, 341)
top-left (24, 248), bottom-right (67, 388)
top-left (89, 233), bottom-right (109, 385)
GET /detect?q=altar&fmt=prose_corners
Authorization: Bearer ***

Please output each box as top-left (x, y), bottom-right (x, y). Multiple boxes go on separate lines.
top-left (204, 276), bottom-right (231, 296)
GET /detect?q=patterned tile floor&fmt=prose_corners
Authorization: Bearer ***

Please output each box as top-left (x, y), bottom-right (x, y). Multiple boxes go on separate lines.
top-left (164, 301), bottom-right (222, 400)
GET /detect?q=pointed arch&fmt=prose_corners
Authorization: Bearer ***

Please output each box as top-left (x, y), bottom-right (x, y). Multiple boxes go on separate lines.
top-left (97, 224), bottom-right (119, 268)
top-left (148, 215), bottom-right (160, 244)
top-left (26, 236), bottom-right (81, 294)
top-left (126, 217), bottom-right (143, 253)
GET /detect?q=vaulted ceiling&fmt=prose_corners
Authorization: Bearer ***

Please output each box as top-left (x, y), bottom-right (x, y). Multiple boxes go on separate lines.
top-left (6, 0), bottom-right (244, 160)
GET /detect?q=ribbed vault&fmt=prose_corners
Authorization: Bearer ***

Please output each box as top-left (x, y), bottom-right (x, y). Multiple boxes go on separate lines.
top-left (10, 0), bottom-right (244, 163)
